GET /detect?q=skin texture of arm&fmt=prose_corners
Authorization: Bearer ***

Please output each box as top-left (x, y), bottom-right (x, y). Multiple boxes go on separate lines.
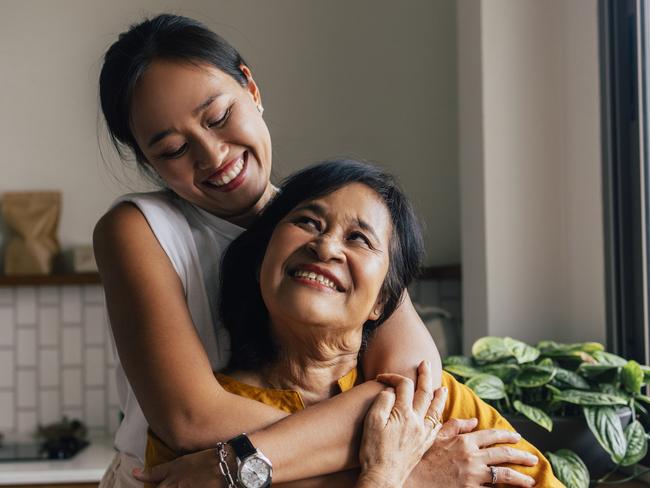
top-left (362, 292), bottom-right (442, 386)
top-left (95, 202), bottom-right (390, 481)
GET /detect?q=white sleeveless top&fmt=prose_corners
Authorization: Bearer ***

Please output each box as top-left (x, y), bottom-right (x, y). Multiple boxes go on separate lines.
top-left (107, 191), bottom-right (244, 462)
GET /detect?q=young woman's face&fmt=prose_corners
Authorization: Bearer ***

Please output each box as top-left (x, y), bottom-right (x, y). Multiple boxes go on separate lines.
top-left (259, 183), bottom-right (392, 339)
top-left (129, 60), bottom-right (273, 225)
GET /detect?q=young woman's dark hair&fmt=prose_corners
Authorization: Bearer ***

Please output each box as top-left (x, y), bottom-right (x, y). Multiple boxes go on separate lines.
top-left (220, 159), bottom-right (425, 371)
top-left (99, 13), bottom-right (248, 172)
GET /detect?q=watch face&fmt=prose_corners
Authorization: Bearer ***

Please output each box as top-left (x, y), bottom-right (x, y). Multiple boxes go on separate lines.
top-left (240, 456), bottom-right (271, 488)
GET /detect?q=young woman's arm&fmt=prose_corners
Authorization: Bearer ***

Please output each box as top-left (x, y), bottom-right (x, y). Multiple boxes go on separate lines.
top-left (94, 203), bottom-right (383, 480)
top-left (362, 292), bottom-right (442, 386)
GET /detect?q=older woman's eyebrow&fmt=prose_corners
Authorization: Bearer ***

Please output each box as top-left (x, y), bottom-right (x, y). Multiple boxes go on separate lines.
top-left (292, 202), bottom-right (326, 215)
top-left (147, 95), bottom-right (219, 148)
top-left (355, 218), bottom-right (381, 243)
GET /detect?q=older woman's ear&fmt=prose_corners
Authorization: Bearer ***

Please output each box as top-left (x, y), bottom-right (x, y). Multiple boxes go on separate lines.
top-left (368, 298), bottom-right (385, 322)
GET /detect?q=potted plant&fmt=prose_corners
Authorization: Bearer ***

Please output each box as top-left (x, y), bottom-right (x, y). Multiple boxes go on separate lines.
top-left (443, 337), bottom-right (650, 488)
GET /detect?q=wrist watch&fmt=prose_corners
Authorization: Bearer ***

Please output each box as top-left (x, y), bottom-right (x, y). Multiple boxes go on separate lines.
top-left (228, 433), bottom-right (273, 488)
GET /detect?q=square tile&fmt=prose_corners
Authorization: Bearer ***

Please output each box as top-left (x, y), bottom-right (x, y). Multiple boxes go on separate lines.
top-left (0, 308), bottom-right (14, 347)
top-left (62, 327), bottom-right (82, 366)
top-left (39, 307), bottom-right (60, 346)
top-left (17, 410), bottom-right (37, 434)
top-left (83, 286), bottom-right (104, 305)
top-left (107, 367), bottom-right (119, 406)
top-left (39, 349), bottom-right (60, 387)
top-left (16, 287), bottom-right (36, 325)
top-left (0, 350), bottom-right (14, 387)
top-left (0, 288), bottom-right (13, 306)
top-left (62, 287), bottom-right (82, 324)
top-left (38, 286), bottom-right (59, 305)
top-left (84, 306), bottom-right (105, 345)
top-left (85, 390), bottom-right (105, 428)
top-left (39, 390), bottom-right (61, 425)
top-left (17, 369), bottom-right (36, 408)
top-left (62, 368), bottom-right (83, 407)
top-left (16, 329), bottom-right (36, 366)
top-left (84, 346), bottom-right (105, 387)
top-left (106, 335), bottom-right (116, 367)
top-left (0, 391), bottom-right (14, 430)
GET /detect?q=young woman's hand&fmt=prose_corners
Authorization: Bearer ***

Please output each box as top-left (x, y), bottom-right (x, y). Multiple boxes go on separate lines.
top-left (405, 418), bottom-right (539, 488)
top-left (357, 360), bottom-right (447, 488)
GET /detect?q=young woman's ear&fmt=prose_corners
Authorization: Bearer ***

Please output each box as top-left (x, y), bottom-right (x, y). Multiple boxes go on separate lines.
top-left (240, 64), bottom-right (263, 112)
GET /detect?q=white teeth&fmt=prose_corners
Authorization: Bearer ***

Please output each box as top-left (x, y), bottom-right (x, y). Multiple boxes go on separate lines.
top-left (207, 158), bottom-right (244, 187)
top-left (293, 270), bottom-right (337, 290)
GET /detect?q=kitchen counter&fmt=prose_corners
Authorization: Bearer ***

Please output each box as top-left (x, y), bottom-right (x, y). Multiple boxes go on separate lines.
top-left (0, 437), bottom-right (114, 485)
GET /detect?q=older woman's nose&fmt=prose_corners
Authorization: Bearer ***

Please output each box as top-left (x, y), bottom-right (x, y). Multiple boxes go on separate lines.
top-left (307, 234), bottom-right (345, 262)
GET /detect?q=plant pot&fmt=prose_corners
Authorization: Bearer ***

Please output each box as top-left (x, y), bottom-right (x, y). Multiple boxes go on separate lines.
top-left (506, 409), bottom-right (632, 479)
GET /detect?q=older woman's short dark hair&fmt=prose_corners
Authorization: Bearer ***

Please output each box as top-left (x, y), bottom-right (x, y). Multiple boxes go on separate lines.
top-left (220, 159), bottom-right (424, 371)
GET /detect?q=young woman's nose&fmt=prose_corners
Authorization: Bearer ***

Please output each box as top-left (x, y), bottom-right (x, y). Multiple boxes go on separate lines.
top-left (307, 234), bottom-right (345, 262)
top-left (195, 136), bottom-right (229, 170)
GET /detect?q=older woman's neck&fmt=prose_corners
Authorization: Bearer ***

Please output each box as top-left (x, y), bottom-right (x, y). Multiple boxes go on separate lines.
top-left (264, 328), bottom-right (362, 406)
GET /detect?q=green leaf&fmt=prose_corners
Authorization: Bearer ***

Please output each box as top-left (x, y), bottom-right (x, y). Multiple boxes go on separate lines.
top-left (578, 364), bottom-right (621, 383)
top-left (472, 337), bottom-right (511, 363)
top-left (554, 367), bottom-right (590, 390)
top-left (513, 400), bottom-right (553, 432)
top-left (442, 355), bottom-right (473, 367)
top-left (592, 350), bottom-right (628, 366)
top-left (465, 373), bottom-right (506, 400)
top-left (546, 449), bottom-right (590, 488)
top-left (479, 363), bottom-right (520, 382)
top-left (635, 393), bottom-right (650, 405)
top-left (554, 390), bottom-right (627, 406)
top-left (537, 357), bottom-right (555, 368)
top-left (621, 420), bottom-right (648, 466)
top-left (622, 360), bottom-right (644, 394)
top-left (504, 337), bottom-right (540, 364)
top-left (538, 340), bottom-right (603, 355)
top-left (640, 365), bottom-right (650, 384)
top-left (443, 364), bottom-right (481, 379)
top-left (515, 365), bottom-right (557, 388)
top-left (583, 406), bottom-right (627, 464)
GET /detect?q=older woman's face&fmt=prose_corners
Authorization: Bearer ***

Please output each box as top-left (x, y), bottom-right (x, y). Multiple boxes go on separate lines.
top-left (130, 60), bottom-right (273, 222)
top-left (259, 183), bottom-right (392, 336)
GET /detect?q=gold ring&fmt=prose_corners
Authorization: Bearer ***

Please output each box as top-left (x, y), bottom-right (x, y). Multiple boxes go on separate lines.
top-left (424, 415), bottom-right (439, 429)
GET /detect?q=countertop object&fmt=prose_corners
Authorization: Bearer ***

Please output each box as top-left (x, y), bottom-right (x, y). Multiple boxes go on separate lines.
top-left (0, 436), bottom-right (114, 485)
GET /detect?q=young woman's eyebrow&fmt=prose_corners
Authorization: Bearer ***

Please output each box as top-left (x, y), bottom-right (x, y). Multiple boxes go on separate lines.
top-left (147, 95), bottom-right (220, 148)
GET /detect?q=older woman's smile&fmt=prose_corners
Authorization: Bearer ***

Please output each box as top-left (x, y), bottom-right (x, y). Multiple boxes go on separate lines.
top-left (290, 264), bottom-right (343, 292)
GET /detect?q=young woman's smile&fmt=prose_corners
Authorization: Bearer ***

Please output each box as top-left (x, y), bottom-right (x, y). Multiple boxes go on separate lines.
top-left (259, 183), bottom-right (392, 333)
top-left (129, 60), bottom-right (274, 226)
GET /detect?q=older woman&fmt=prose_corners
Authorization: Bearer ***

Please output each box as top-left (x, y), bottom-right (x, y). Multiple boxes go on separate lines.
top-left (138, 160), bottom-right (561, 488)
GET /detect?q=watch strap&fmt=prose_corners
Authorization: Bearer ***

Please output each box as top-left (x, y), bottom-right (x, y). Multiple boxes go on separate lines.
top-left (228, 433), bottom-right (257, 460)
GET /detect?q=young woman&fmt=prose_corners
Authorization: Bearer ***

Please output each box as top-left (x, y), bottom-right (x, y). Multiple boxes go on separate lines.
top-left (96, 14), bottom-right (540, 487)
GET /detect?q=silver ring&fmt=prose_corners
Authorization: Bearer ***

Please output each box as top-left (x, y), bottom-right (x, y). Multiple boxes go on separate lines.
top-left (490, 466), bottom-right (498, 484)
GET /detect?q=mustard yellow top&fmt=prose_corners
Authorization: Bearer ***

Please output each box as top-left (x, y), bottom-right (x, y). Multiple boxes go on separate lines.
top-left (146, 370), bottom-right (563, 487)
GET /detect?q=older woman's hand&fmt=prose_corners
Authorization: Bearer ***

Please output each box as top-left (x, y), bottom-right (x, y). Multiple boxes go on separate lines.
top-left (405, 418), bottom-right (539, 488)
top-left (357, 360), bottom-right (447, 488)
top-left (132, 448), bottom-right (224, 488)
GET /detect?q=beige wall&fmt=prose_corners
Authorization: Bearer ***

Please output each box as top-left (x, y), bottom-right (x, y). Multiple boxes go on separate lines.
top-left (459, 0), bottom-right (606, 349)
top-left (0, 0), bottom-right (460, 266)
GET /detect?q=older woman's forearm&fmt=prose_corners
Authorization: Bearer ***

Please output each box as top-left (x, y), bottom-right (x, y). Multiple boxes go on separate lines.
top-left (250, 380), bottom-right (384, 483)
top-left (362, 292), bottom-right (441, 385)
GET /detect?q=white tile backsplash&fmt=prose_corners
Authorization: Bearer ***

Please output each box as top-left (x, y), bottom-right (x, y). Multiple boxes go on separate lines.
top-left (0, 307), bottom-right (14, 346)
top-left (0, 350), bottom-right (14, 387)
top-left (62, 287), bottom-right (82, 324)
top-left (39, 390), bottom-right (61, 424)
top-left (16, 287), bottom-right (37, 325)
top-left (84, 306), bottom-right (105, 345)
top-left (0, 392), bottom-right (14, 430)
top-left (39, 306), bottom-right (60, 346)
top-left (84, 346), bottom-right (105, 387)
top-left (85, 390), bottom-right (105, 428)
top-left (16, 410), bottom-right (37, 434)
top-left (62, 327), bottom-right (82, 366)
top-left (107, 367), bottom-right (118, 407)
top-left (16, 329), bottom-right (36, 366)
top-left (1, 283), bottom-right (115, 435)
top-left (39, 349), bottom-right (60, 387)
top-left (17, 369), bottom-right (36, 408)
top-left (62, 368), bottom-right (83, 407)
